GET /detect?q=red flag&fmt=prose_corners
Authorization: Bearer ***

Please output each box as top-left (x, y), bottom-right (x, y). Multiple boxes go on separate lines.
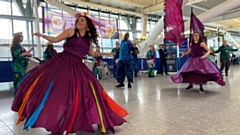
top-left (165, 0), bottom-right (185, 46)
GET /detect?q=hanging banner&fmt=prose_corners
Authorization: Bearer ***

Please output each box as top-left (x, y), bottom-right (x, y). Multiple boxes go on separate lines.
top-left (90, 15), bottom-right (119, 39)
top-left (43, 8), bottom-right (119, 39)
top-left (44, 8), bottom-right (76, 35)
top-left (165, 0), bottom-right (185, 46)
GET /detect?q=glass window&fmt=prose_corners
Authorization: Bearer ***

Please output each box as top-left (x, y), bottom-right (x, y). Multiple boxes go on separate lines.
top-left (38, 22), bottom-right (43, 33)
top-left (117, 17), bottom-right (121, 30)
top-left (102, 39), bottom-right (112, 48)
top-left (110, 14), bottom-right (118, 20)
top-left (136, 21), bottom-right (142, 31)
top-left (136, 32), bottom-right (141, 39)
top-left (25, 21), bottom-right (33, 44)
top-left (38, 7), bottom-right (42, 18)
top-left (102, 49), bottom-right (112, 53)
top-left (128, 32), bottom-right (133, 40)
top-left (89, 10), bottom-right (99, 17)
top-left (0, 0), bottom-right (11, 15)
top-left (0, 45), bottom-right (11, 58)
top-left (13, 20), bottom-right (28, 44)
top-left (99, 16), bottom-right (109, 20)
top-left (12, 2), bottom-right (24, 16)
top-left (119, 19), bottom-right (128, 30)
top-left (147, 22), bottom-right (151, 32)
top-left (0, 19), bottom-right (12, 44)
top-left (99, 12), bottom-right (109, 19)
top-left (76, 8), bottom-right (88, 13)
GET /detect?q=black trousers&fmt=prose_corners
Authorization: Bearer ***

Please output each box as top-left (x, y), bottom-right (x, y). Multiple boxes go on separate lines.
top-left (220, 58), bottom-right (231, 73)
top-left (159, 58), bottom-right (168, 74)
top-left (116, 60), bottom-right (133, 83)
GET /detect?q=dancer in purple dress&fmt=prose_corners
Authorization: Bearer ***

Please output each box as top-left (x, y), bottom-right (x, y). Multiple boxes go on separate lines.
top-left (11, 15), bottom-right (128, 135)
top-left (171, 32), bottom-right (225, 93)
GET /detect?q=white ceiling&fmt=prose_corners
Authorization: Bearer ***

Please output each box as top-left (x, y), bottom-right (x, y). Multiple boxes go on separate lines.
top-left (64, 0), bottom-right (240, 31)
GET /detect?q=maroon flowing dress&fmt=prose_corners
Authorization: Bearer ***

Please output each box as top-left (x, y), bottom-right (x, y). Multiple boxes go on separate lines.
top-left (11, 31), bottom-right (128, 135)
top-left (171, 42), bottom-right (225, 86)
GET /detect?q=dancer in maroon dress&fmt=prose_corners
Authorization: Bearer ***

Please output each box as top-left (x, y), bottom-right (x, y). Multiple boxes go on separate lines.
top-left (171, 32), bottom-right (225, 93)
top-left (11, 15), bottom-right (128, 135)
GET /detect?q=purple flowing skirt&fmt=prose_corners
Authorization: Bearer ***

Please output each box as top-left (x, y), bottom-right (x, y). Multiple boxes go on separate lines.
top-left (171, 57), bottom-right (225, 86)
top-left (11, 52), bottom-right (128, 135)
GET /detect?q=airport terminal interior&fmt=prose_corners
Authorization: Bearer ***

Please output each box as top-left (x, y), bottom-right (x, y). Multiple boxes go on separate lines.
top-left (1, 0), bottom-right (240, 135)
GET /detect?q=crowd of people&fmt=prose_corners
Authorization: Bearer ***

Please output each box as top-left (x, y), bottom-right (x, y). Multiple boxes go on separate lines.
top-left (9, 15), bottom-right (238, 134)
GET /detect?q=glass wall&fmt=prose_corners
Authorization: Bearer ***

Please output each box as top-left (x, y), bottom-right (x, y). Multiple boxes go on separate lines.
top-left (0, 0), bottom-right (161, 60)
top-left (0, 0), bottom-right (11, 15)
top-left (224, 32), bottom-right (240, 57)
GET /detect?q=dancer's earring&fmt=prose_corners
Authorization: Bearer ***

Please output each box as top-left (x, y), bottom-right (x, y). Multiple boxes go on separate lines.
top-left (87, 28), bottom-right (91, 37)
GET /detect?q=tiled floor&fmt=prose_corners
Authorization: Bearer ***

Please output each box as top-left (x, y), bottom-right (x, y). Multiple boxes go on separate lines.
top-left (1, 66), bottom-right (240, 135)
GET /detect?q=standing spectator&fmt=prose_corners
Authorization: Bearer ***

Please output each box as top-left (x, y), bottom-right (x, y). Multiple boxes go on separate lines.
top-left (43, 42), bottom-right (57, 62)
top-left (111, 41), bottom-right (120, 78)
top-left (10, 32), bottom-right (33, 96)
top-left (158, 44), bottom-right (169, 75)
top-left (146, 45), bottom-right (156, 77)
top-left (92, 45), bottom-right (102, 79)
top-left (131, 42), bottom-right (140, 77)
top-left (116, 33), bottom-right (134, 88)
top-left (213, 40), bottom-right (238, 76)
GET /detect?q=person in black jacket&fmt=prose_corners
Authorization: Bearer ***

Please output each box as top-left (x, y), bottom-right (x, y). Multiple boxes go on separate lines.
top-left (158, 44), bottom-right (169, 75)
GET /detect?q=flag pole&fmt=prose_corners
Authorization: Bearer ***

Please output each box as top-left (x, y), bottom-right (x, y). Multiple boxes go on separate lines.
top-left (217, 27), bottom-right (221, 67)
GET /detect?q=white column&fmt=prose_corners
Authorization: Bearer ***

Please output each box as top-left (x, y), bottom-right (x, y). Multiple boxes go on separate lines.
top-left (140, 15), bottom-right (147, 39)
top-left (185, 0), bottom-right (240, 31)
top-left (34, 0), bottom-right (41, 57)
top-left (145, 16), bottom-right (164, 46)
top-left (138, 16), bottom-right (164, 57)
top-left (182, 0), bottom-right (189, 7)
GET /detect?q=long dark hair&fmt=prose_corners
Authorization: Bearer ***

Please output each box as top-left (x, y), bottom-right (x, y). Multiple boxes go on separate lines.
top-left (191, 32), bottom-right (204, 44)
top-left (75, 16), bottom-right (98, 45)
top-left (150, 45), bottom-right (155, 50)
top-left (46, 44), bottom-right (54, 59)
top-left (124, 33), bottom-right (129, 40)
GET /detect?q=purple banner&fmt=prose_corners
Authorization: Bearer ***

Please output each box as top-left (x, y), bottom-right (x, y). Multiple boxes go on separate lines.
top-left (44, 8), bottom-right (119, 39)
top-left (189, 7), bottom-right (205, 45)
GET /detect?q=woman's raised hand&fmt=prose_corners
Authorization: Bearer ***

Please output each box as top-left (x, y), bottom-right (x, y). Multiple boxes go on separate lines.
top-left (32, 32), bottom-right (42, 37)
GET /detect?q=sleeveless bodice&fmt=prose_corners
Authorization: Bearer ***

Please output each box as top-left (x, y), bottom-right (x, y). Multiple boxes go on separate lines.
top-left (63, 30), bottom-right (90, 58)
top-left (190, 42), bottom-right (204, 57)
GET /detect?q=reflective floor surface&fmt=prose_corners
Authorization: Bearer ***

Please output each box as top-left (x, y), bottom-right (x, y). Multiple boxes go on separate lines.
top-left (1, 66), bottom-right (240, 135)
